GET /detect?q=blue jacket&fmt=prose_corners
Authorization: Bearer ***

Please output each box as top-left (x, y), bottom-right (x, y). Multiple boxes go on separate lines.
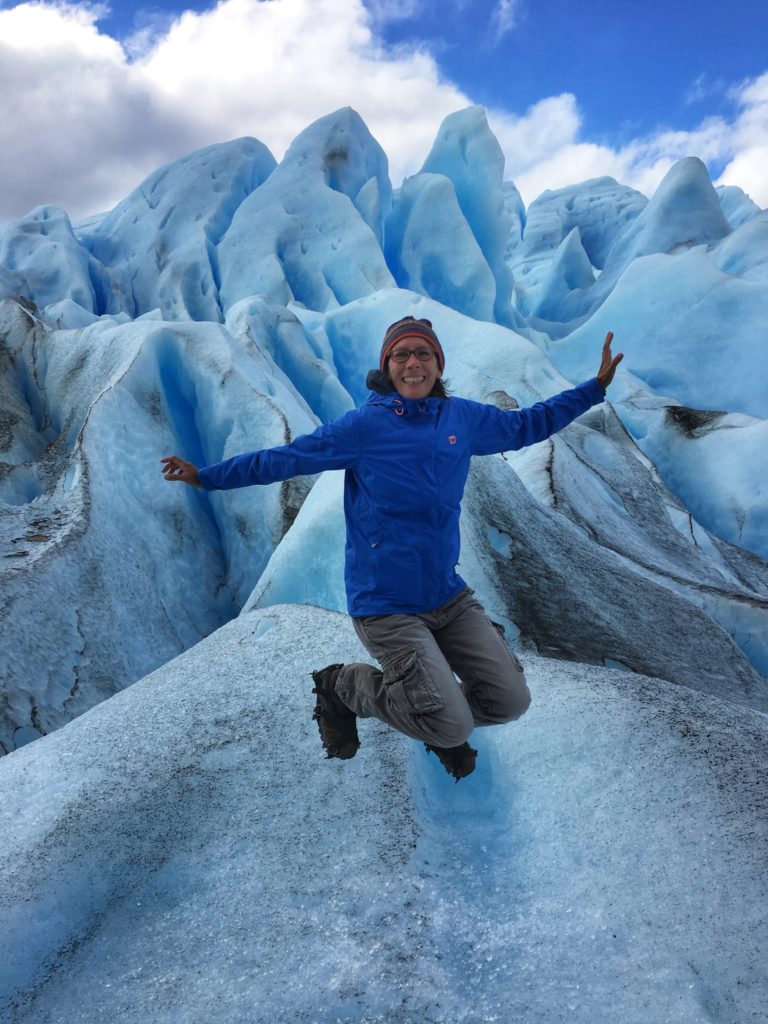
top-left (198, 378), bottom-right (605, 616)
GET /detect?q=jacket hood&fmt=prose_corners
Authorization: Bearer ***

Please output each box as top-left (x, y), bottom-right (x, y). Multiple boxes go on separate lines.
top-left (365, 368), bottom-right (394, 394)
top-left (363, 388), bottom-right (444, 419)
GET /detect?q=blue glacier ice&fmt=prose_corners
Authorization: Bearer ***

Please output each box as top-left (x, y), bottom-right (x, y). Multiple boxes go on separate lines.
top-left (0, 103), bottom-right (767, 1023)
top-left (1, 104), bottom-right (766, 737)
top-left (525, 225), bottom-right (596, 321)
top-left (0, 205), bottom-right (99, 313)
top-left (420, 107), bottom-right (515, 326)
top-left (1, 606), bottom-right (766, 1023)
top-left (385, 171), bottom-right (500, 321)
top-left (513, 176), bottom-right (648, 274)
top-left (217, 108), bottom-right (394, 312)
top-left (717, 183), bottom-right (762, 229)
top-left (508, 175), bottom-right (647, 323)
top-left (82, 137), bottom-right (278, 322)
top-left (603, 156), bottom-right (731, 274)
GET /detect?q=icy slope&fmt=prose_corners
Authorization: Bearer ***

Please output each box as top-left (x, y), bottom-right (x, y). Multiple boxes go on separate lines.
top-left (546, 242), bottom-right (768, 559)
top-left (0, 298), bottom-right (322, 752)
top-left (603, 157), bottom-right (731, 274)
top-left (0, 205), bottom-right (99, 315)
top-left (217, 108), bottom-right (395, 312)
top-left (507, 175), bottom-right (647, 320)
top-left (81, 137), bottom-right (278, 322)
top-left (1, 604), bottom-right (766, 1024)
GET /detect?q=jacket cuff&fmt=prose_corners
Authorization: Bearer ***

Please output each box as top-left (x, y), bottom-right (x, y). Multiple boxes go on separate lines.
top-left (584, 377), bottom-right (606, 402)
top-left (197, 466), bottom-right (215, 490)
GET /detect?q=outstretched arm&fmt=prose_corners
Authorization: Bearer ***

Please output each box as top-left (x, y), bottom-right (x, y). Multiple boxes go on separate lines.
top-left (160, 410), bottom-right (362, 493)
top-left (470, 330), bottom-right (623, 456)
top-left (161, 455), bottom-right (201, 488)
top-left (596, 331), bottom-right (623, 391)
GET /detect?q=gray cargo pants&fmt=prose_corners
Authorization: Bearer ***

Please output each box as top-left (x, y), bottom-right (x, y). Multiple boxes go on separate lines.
top-left (336, 587), bottom-right (531, 748)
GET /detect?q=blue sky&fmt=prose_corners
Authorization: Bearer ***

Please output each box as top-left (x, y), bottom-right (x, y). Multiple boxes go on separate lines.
top-left (386, 0), bottom-right (768, 146)
top-left (0, 0), bottom-right (766, 218)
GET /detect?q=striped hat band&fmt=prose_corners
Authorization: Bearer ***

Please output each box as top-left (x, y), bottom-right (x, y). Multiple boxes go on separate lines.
top-left (379, 317), bottom-right (445, 373)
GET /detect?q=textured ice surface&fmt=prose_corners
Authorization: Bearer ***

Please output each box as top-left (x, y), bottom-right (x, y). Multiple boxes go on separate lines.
top-left (641, 406), bottom-right (768, 563)
top-left (385, 171), bottom-right (498, 322)
top-left (0, 205), bottom-right (98, 313)
top-left (602, 157), bottom-right (731, 275)
top-left (419, 106), bottom-right (515, 326)
top-left (384, 107), bottom-right (528, 333)
top-left (525, 226), bottom-right (596, 321)
top-left (82, 137), bottom-right (277, 322)
top-left (217, 108), bottom-right (394, 313)
top-left (507, 176), bottom-right (647, 324)
top-left (546, 239), bottom-right (768, 567)
top-left (1, 605), bottom-right (766, 1024)
top-left (709, 208), bottom-right (768, 279)
top-left (717, 184), bottom-right (762, 229)
top-left (243, 469), bottom-right (348, 615)
top-left (0, 299), bottom-right (323, 752)
top-left (224, 295), bottom-right (354, 425)
top-left (513, 176), bottom-right (647, 273)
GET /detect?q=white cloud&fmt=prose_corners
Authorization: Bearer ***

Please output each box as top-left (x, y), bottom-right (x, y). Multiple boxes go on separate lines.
top-left (363, 0), bottom-right (423, 25)
top-left (685, 74), bottom-right (709, 105)
top-left (491, 0), bottom-right (518, 42)
top-left (0, 0), bottom-right (765, 221)
top-left (0, 0), bottom-right (471, 219)
top-left (489, 94), bottom-right (582, 167)
top-left (683, 72), bottom-right (729, 107)
top-left (122, 7), bottom-right (179, 60)
top-left (616, 77), bottom-right (768, 207)
top-left (136, 0), bottom-right (472, 180)
top-left (493, 76), bottom-right (768, 209)
top-left (0, 2), bottom-right (200, 219)
top-left (0, 0), bottom-right (113, 55)
top-left (715, 72), bottom-right (768, 205)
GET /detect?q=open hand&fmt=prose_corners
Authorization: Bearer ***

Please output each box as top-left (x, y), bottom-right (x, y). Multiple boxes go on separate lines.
top-left (597, 331), bottom-right (623, 390)
top-left (161, 455), bottom-right (201, 488)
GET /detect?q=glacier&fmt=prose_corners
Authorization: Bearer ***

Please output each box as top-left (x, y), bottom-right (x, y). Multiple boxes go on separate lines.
top-left (1, 103), bottom-right (767, 1020)
top-left (1, 605), bottom-right (766, 1023)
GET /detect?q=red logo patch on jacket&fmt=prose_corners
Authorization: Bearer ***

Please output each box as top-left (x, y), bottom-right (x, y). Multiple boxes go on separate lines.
top-left (448, 435), bottom-right (457, 445)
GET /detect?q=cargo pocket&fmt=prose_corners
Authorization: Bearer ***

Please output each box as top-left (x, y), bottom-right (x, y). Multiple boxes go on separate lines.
top-left (381, 650), bottom-right (444, 716)
top-left (490, 619), bottom-right (525, 672)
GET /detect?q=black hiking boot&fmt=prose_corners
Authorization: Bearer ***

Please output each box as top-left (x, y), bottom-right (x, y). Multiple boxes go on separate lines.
top-left (311, 664), bottom-right (360, 760)
top-left (424, 741), bottom-right (478, 782)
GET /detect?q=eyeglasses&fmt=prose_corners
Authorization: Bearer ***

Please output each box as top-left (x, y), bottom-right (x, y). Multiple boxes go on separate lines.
top-left (389, 348), bottom-right (436, 364)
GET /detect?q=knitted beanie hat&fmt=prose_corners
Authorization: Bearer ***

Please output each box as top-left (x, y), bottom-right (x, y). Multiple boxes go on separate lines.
top-left (379, 316), bottom-right (445, 373)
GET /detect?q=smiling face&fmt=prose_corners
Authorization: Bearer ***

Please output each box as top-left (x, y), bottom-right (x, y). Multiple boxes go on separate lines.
top-left (387, 336), bottom-right (441, 400)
